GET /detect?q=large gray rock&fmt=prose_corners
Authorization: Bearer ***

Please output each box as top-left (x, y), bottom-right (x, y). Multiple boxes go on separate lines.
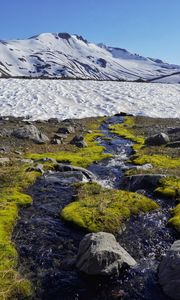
top-left (145, 133), bottom-right (170, 146)
top-left (159, 240), bottom-right (180, 300)
top-left (11, 125), bottom-right (49, 144)
top-left (123, 174), bottom-right (166, 192)
top-left (76, 232), bottom-right (136, 276)
top-left (55, 163), bottom-right (96, 182)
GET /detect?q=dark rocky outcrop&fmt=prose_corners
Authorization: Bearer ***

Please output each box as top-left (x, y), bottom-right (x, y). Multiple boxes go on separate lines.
top-left (123, 174), bottom-right (166, 192)
top-left (145, 133), bottom-right (170, 146)
top-left (159, 240), bottom-right (180, 300)
top-left (76, 232), bottom-right (136, 276)
top-left (70, 135), bottom-right (87, 148)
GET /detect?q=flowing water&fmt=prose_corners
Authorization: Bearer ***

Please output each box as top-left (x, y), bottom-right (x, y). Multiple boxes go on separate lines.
top-left (13, 116), bottom-right (177, 300)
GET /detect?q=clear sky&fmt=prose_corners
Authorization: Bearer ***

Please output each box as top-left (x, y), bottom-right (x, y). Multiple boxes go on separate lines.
top-left (1, 0), bottom-right (180, 64)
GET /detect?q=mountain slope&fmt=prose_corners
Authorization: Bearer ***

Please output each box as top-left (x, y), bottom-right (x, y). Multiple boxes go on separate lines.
top-left (0, 32), bottom-right (180, 82)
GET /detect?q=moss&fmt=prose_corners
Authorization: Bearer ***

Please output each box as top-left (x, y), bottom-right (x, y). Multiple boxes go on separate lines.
top-left (27, 129), bottom-right (111, 168)
top-left (168, 204), bottom-right (180, 232)
top-left (0, 163), bottom-right (39, 299)
top-left (109, 116), bottom-right (145, 145)
top-left (61, 182), bottom-right (159, 233)
top-left (133, 154), bottom-right (180, 169)
top-left (155, 177), bottom-right (180, 198)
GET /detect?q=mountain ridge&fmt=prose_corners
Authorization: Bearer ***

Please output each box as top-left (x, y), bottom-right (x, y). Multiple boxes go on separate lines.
top-left (0, 32), bottom-right (180, 83)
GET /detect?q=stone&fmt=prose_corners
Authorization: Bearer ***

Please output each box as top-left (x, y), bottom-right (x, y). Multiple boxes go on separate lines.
top-left (166, 141), bottom-right (180, 148)
top-left (57, 126), bottom-right (75, 134)
top-left (0, 157), bottom-right (10, 165)
top-left (145, 133), bottom-right (170, 146)
top-left (76, 232), bottom-right (136, 276)
top-left (123, 174), bottom-right (166, 192)
top-left (159, 240), bottom-right (180, 300)
top-left (55, 163), bottom-right (96, 182)
top-left (70, 135), bottom-right (88, 148)
top-left (51, 138), bottom-right (61, 145)
top-left (11, 125), bottom-right (49, 144)
top-left (14, 150), bottom-right (23, 155)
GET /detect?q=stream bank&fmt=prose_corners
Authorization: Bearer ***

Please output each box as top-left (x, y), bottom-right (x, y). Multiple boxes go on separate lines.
top-left (13, 116), bottom-right (177, 300)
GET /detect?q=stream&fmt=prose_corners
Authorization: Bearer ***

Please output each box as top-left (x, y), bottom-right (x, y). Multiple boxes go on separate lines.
top-left (13, 116), bottom-right (177, 300)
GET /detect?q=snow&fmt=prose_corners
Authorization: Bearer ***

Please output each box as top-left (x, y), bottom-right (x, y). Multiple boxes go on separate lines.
top-left (0, 79), bottom-right (179, 120)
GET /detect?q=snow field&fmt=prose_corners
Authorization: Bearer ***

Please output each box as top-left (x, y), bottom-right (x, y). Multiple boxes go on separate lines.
top-left (0, 79), bottom-right (180, 120)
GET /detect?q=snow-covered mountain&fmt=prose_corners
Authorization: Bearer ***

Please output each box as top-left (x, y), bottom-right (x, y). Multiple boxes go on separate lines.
top-left (0, 32), bottom-right (180, 82)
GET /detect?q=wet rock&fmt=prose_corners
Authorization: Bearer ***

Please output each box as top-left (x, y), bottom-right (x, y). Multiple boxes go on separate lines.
top-left (159, 240), bottom-right (180, 300)
top-left (11, 125), bottom-right (49, 144)
top-left (166, 141), bottom-right (180, 148)
top-left (76, 232), bottom-right (136, 276)
top-left (57, 126), bottom-right (75, 134)
top-left (0, 157), bottom-right (10, 165)
top-left (55, 163), bottom-right (96, 182)
top-left (44, 171), bottom-right (84, 185)
top-left (145, 133), bottom-right (170, 146)
top-left (70, 135), bottom-right (87, 148)
top-left (123, 174), bottom-right (166, 192)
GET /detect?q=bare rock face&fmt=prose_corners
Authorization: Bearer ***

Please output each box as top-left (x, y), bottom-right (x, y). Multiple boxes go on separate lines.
top-left (159, 240), bottom-right (180, 300)
top-left (145, 133), bottom-right (169, 146)
top-left (76, 232), bottom-right (136, 276)
top-left (11, 125), bottom-right (49, 144)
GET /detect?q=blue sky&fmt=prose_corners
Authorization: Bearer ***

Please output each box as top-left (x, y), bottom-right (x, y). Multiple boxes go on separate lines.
top-left (1, 0), bottom-right (180, 64)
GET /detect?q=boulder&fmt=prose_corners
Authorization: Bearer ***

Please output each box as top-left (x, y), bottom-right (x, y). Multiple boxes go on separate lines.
top-left (57, 126), bottom-right (75, 134)
top-left (159, 240), bottom-right (180, 300)
top-left (70, 135), bottom-right (87, 148)
top-left (11, 125), bottom-right (49, 144)
top-left (55, 163), bottom-right (96, 182)
top-left (123, 174), bottom-right (166, 192)
top-left (76, 232), bottom-right (136, 276)
top-left (145, 133), bottom-right (170, 146)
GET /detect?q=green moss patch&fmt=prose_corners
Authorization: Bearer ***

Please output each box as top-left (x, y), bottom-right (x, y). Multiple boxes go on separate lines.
top-left (0, 163), bottom-right (39, 299)
top-left (61, 182), bottom-right (159, 233)
top-left (169, 204), bottom-right (180, 232)
top-left (155, 177), bottom-right (180, 198)
top-left (109, 116), bottom-right (144, 146)
top-left (27, 129), bottom-right (111, 168)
